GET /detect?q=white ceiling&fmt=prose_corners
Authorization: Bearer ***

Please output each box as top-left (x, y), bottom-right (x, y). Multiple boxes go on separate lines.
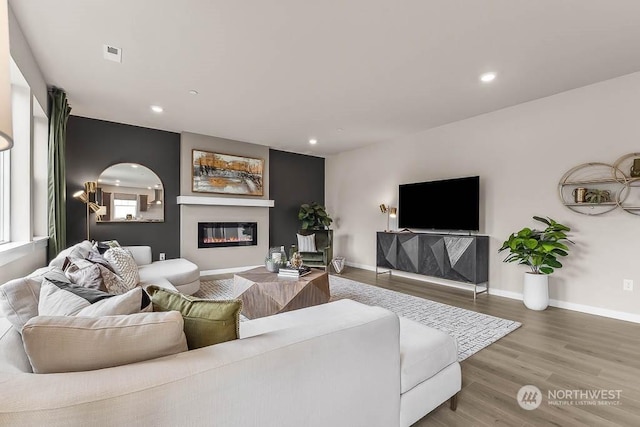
top-left (10, 1), bottom-right (640, 155)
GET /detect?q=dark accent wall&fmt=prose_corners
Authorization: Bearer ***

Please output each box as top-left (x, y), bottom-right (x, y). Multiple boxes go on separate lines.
top-left (269, 149), bottom-right (325, 250)
top-left (65, 116), bottom-right (180, 260)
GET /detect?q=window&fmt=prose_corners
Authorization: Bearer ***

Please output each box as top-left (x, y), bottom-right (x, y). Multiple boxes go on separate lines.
top-left (0, 149), bottom-right (9, 243)
top-left (113, 197), bottom-right (138, 220)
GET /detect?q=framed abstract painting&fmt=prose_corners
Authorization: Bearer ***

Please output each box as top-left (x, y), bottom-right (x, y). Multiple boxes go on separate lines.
top-left (192, 149), bottom-right (264, 196)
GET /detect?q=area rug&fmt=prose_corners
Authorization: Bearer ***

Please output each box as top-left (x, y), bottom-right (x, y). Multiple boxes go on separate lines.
top-left (195, 275), bottom-right (521, 361)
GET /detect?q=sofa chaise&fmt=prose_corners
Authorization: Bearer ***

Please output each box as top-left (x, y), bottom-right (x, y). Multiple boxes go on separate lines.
top-left (124, 246), bottom-right (201, 295)
top-left (47, 241), bottom-right (201, 295)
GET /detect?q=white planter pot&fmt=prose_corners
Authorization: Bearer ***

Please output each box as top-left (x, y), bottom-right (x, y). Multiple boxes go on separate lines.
top-left (523, 273), bottom-right (549, 311)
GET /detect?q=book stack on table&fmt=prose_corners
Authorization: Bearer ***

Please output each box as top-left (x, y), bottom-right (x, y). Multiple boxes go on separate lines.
top-left (277, 265), bottom-right (312, 278)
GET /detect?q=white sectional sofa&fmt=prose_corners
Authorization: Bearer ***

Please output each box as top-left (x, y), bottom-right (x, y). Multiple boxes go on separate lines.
top-left (0, 297), bottom-right (461, 426)
top-left (0, 241), bottom-right (461, 425)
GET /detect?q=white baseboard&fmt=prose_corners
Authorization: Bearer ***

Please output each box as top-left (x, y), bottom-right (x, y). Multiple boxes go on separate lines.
top-left (348, 262), bottom-right (640, 324)
top-left (549, 299), bottom-right (640, 324)
top-left (486, 288), bottom-right (523, 300)
top-left (200, 265), bottom-right (262, 276)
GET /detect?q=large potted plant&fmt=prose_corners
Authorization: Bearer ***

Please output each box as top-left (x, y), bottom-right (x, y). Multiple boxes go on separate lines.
top-left (298, 202), bottom-right (333, 230)
top-left (498, 216), bottom-right (573, 311)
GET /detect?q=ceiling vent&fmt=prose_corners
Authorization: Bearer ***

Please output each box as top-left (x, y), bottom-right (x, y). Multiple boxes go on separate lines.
top-left (103, 44), bottom-right (122, 63)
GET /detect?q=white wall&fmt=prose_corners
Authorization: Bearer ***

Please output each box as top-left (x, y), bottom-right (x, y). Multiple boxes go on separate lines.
top-left (0, 5), bottom-right (49, 283)
top-left (0, 244), bottom-right (46, 284)
top-left (8, 5), bottom-right (47, 115)
top-left (326, 71), bottom-right (640, 318)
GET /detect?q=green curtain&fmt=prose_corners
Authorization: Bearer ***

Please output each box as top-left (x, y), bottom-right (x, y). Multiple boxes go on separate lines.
top-left (47, 87), bottom-right (71, 260)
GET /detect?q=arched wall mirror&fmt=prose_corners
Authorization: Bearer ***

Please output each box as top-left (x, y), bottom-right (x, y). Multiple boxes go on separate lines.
top-left (96, 163), bottom-right (164, 223)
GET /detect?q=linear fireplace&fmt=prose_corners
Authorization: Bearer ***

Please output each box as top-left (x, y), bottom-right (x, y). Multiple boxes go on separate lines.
top-left (198, 222), bottom-right (258, 248)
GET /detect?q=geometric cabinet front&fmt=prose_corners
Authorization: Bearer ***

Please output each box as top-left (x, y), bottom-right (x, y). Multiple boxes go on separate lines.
top-left (376, 232), bottom-right (489, 285)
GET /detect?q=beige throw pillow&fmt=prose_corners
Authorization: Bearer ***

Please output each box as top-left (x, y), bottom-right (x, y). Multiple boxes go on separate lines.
top-left (22, 311), bottom-right (188, 373)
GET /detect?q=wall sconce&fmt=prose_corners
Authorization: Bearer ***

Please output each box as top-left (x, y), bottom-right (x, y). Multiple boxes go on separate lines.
top-left (0, 0), bottom-right (13, 152)
top-left (379, 204), bottom-right (397, 232)
top-left (74, 181), bottom-right (98, 240)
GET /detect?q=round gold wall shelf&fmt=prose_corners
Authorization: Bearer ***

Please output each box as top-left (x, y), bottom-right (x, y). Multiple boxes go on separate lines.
top-left (613, 153), bottom-right (640, 216)
top-left (558, 162), bottom-right (625, 216)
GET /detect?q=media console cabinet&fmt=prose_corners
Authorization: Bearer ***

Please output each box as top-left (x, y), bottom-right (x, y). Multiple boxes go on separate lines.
top-left (376, 231), bottom-right (489, 299)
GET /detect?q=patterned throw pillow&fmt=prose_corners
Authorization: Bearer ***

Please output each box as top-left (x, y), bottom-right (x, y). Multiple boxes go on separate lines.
top-left (98, 264), bottom-right (132, 295)
top-left (296, 233), bottom-right (317, 252)
top-left (104, 247), bottom-right (140, 290)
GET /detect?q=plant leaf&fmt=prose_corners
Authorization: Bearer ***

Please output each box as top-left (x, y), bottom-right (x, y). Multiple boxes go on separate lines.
top-left (533, 216), bottom-right (551, 226)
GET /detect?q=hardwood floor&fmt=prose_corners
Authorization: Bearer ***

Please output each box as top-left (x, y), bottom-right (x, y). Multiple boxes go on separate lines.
top-left (204, 268), bottom-right (640, 426)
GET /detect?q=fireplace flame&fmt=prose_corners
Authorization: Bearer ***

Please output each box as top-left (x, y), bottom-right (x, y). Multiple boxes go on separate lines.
top-left (202, 236), bottom-right (253, 244)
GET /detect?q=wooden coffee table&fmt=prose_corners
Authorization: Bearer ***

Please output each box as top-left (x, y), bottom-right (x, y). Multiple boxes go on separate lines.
top-left (233, 267), bottom-right (330, 319)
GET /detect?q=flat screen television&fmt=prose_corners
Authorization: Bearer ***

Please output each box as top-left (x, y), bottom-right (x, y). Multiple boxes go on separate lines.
top-left (398, 176), bottom-right (479, 232)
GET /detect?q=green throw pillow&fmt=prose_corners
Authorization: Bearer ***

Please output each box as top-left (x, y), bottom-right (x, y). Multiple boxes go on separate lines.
top-left (146, 286), bottom-right (242, 350)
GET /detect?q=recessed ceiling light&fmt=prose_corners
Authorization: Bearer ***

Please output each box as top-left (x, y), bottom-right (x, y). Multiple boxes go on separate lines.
top-left (150, 105), bottom-right (164, 113)
top-left (309, 138), bottom-right (318, 145)
top-left (115, 180), bottom-right (120, 183)
top-left (115, 183), bottom-right (120, 186)
top-left (480, 72), bottom-right (497, 83)
top-left (188, 90), bottom-right (199, 95)
top-left (147, 187), bottom-right (152, 190)
top-left (131, 164), bottom-right (138, 168)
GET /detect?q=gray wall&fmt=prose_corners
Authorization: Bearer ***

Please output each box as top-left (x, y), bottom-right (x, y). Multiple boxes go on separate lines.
top-left (65, 116), bottom-right (180, 261)
top-left (269, 149), bottom-right (325, 251)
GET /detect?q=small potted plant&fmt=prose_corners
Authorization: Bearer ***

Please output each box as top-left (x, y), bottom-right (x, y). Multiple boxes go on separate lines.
top-left (298, 202), bottom-right (333, 230)
top-left (585, 189), bottom-right (611, 204)
top-left (498, 216), bottom-right (573, 310)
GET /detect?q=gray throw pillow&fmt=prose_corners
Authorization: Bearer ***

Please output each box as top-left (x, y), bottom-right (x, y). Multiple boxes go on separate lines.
top-left (49, 241), bottom-right (95, 269)
top-left (64, 258), bottom-right (106, 291)
top-left (38, 278), bottom-right (151, 317)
